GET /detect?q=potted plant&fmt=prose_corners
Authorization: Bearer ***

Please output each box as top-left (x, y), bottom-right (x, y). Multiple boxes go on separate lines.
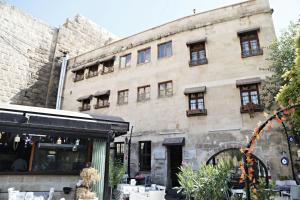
top-left (109, 160), bottom-right (126, 200)
top-left (76, 167), bottom-right (100, 200)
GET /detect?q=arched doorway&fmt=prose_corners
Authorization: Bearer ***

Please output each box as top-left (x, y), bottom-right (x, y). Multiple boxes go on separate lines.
top-left (206, 148), bottom-right (269, 189)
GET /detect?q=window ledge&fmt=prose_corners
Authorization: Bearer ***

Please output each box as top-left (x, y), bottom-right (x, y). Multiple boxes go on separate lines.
top-left (241, 49), bottom-right (263, 58)
top-left (137, 99), bottom-right (150, 103)
top-left (73, 77), bottom-right (84, 82)
top-left (79, 106), bottom-right (91, 111)
top-left (117, 102), bottom-right (128, 106)
top-left (189, 58), bottom-right (208, 67)
top-left (137, 61), bottom-right (150, 66)
top-left (240, 104), bottom-right (264, 113)
top-left (186, 109), bottom-right (207, 117)
top-left (85, 72), bottom-right (98, 79)
top-left (100, 68), bottom-right (114, 75)
top-left (158, 55), bottom-right (173, 60)
top-left (158, 94), bottom-right (173, 98)
top-left (94, 103), bottom-right (110, 109)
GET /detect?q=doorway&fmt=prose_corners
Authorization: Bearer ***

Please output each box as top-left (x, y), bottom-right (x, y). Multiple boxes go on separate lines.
top-left (168, 145), bottom-right (182, 187)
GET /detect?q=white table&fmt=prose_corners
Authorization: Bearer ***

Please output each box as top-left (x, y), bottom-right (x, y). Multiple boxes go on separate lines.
top-left (117, 184), bottom-right (165, 200)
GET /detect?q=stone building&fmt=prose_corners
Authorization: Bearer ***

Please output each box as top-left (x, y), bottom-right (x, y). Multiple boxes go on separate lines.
top-left (0, 1), bottom-right (117, 108)
top-left (61, 0), bottom-right (293, 187)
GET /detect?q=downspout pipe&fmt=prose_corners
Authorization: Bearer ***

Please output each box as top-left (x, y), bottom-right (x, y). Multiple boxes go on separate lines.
top-left (56, 52), bottom-right (69, 110)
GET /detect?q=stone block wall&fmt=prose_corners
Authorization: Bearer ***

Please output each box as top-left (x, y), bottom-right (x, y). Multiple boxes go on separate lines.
top-left (0, 2), bottom-right (117, 108)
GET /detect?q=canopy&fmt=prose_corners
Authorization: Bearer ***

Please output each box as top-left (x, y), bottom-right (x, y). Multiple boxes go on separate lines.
top-left (0, 104), bottom-right (129, 138)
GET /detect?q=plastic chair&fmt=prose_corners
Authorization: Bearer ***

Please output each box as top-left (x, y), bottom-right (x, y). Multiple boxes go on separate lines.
top-left (47, 188), bottom-right (54, 200)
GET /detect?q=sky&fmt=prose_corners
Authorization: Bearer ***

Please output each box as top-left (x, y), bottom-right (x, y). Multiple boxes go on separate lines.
top-left (5, 0), bottom-right (300, 38)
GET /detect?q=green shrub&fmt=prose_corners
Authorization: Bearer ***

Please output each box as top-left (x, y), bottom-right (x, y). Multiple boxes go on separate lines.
top-left (177, 159), bottom-right (233, 200)
top-left (109, 160), bottom-right (126, 189)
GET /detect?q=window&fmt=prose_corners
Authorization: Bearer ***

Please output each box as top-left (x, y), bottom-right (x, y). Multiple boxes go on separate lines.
top-left (139, 141), bottom-right (151, 171)
top-left (118, 90), bottom-right (129, 105)
top-left (94, 95), bottom-right (109, 109)
top-left (0, 132), bottom-right (88, 174)
top-left (239, 84), bottom-right (262, 112)
top-left (86, 64), bottom-right (99, 78)
top-left (137, 85), bottom-right (150, 102)
top-left (158, 81), bottom-right (173, 97)
top-left (101, 59), bottom-right (114, 74)
top-left (115, 142), bottom-right (124, 163)
top-left (189, 42), bottom-right (207, 66)
top-left (158, 41), bottom-right (172, 58)
top-left (120, 54), bottom-right (131, 69)
top-left (239, 31), bottom-right (263, 58)
top-left (74, 69), bottom-right (85, 82)
top-left (137, 48), bottom-right (151, 64)
top-left (186, 93), bottom-right (207, 116)
top-left (33, 137), bottom-right (88, 173)
top-left (79, 99), bottom-right (91, 111)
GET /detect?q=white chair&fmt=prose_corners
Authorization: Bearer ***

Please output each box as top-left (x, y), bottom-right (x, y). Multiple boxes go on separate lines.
top-left (47, 188), bottom-right (54, 200)
top-left (290, 185), bottom-right (300, 200)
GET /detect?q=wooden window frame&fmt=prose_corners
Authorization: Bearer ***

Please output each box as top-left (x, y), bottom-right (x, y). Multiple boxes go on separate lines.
top-left (79, 99), bottom-right (91, 111)
top-left (74, 69), bottom-right (85, 82)
top-left (188, 42), bottom-right (208, 66)
top-left (239, 31), bottom-right (263, 58)
top-left (239, 84), bottom-right (263, 113)
top-left (158, 81), bottom-right (173, 98)
top-left (137, 47), bottom-right (151, 64)
top-left (158, 41), bottom-right (172, 59)
top-left (137, 85), bottom-right (151, 102)
top-left (86, 64), bottom-right (99, 79)
top-left (119, 53), bottom-right (132, 69)
top-left (101, 59), bottom-right (114, 75)
top-left (94, 95), bottom-right (110, 109)
top-left (117, 89), bottom-right (129, 105)
top-left (186, 93), bottom-right (207, 117)
top-left (139, 141), bottom-right (151, 171)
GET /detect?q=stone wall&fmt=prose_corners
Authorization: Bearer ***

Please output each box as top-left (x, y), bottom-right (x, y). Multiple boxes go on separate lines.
top-left (0, 2), bottom-right (117, 108)
top-left (61, 0), bottom-right (285, 186)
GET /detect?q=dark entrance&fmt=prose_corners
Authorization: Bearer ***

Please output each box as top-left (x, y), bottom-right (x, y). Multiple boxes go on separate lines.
top-left (168, 145), bottom-right (182, 187)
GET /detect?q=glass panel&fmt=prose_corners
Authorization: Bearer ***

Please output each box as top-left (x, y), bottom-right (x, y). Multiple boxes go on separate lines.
top-left (250, 91), bottom-right (258, 104)
top-left (198, 99), bottom-right (204, 110)
top-left (190, 99), bottom-right (197, 110)
top-left (191, 51), bottom-right (198, 61)
top-left (125, 54), bottom-right (131, 67)
top-left (0, 132), bottom-right (31, 172)
top-left (242, 41), bottom-right (250, 56)
top-left (199, 50), bottom-right (206, 60)
top-left (120, 56), bottom-right (126, 68)
top-left (158, 42), bottom-right (172, 58)
top-left (242, 92), bottom-right (250, 105)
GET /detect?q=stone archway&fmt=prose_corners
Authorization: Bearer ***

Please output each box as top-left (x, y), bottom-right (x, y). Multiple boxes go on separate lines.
top-left (206, 147), bottom-right (269, 187)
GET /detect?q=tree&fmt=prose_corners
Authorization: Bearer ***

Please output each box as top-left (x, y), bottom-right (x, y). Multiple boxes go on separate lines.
top-left (261, 18), bottom-right (300, 110)
top-left (276, 32), bottom-right (300, 131)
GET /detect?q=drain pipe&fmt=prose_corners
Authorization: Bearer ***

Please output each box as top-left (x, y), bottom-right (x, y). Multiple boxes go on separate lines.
top-left (56, 52), bottom-right (69, 110)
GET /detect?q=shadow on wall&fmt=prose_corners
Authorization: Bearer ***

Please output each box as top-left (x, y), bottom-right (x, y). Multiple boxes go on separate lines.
top-left (10, 61), bottom-right (60, 108)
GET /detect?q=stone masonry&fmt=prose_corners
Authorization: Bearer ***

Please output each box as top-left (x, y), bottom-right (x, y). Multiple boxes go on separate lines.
top-left (0, 1), bottom-right (117, 108)
top-left (61, 0), bottom-right (292, 187)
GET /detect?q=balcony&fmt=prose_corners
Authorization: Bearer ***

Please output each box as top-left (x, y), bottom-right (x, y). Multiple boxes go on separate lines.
top-left (186, 109), bottom-right (207, 117)
top-left (78, 105), bottom-right (91, 111)
top-left (241, 48), bottom-right (263, 58)
top-left (94, 102), bottom-right (110, 109)
top-left (189, 58), bottom-right (208, 67)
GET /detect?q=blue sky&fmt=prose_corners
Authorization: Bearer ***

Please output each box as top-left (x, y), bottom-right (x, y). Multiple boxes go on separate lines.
top-left (5, 0), bottom-right (300, 38)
